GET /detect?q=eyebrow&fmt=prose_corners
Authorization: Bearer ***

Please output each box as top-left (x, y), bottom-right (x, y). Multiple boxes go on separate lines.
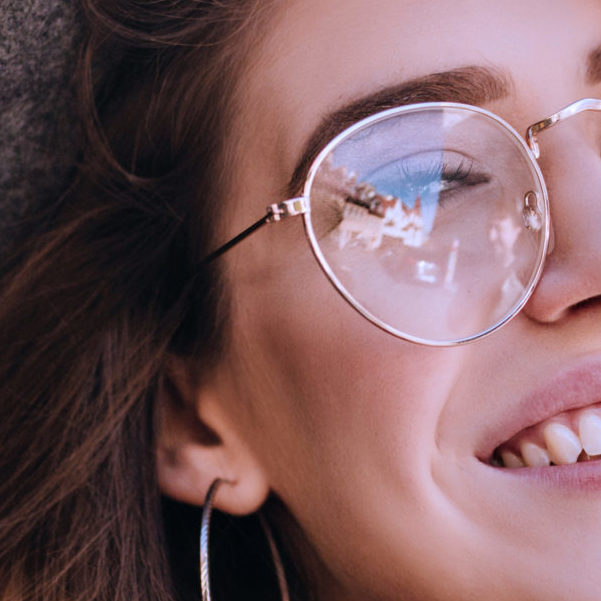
top-left (286, 66), bottom-right (511, 195)
top-left (586, 43), bottom-right (601, 83)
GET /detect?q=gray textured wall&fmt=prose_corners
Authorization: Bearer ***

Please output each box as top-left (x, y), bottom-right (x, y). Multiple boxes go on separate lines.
top-left (1, 0), bottom-right (82, 245)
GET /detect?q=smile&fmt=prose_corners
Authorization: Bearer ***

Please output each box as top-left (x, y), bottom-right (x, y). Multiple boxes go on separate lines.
top-left (476, 361), bottom-right (601, 471)
top-left (493, 404), bottom-right (601, 468)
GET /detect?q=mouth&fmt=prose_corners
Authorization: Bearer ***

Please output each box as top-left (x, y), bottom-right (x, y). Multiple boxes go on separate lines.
top-left (491, 403), bottom-right (601, 468)
top-left (478, 361), bottom-right (601, 469)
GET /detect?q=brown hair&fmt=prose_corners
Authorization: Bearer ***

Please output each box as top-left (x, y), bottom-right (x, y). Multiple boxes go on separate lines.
top-left (0, 1), bottom-right (284, 599)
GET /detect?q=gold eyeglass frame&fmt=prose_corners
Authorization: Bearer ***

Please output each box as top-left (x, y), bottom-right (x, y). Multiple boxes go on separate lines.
top-left (205, 98), bottom-right (601, 346)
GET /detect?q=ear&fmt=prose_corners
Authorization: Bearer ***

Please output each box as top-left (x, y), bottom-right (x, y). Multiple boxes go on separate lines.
top-left (156, 360), bottom-right (270, 516)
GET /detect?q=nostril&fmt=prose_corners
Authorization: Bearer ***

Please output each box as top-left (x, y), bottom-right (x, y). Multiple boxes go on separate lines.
top-left (570, 294), bottom-right (601, 314)
top-left (520, 239), bottom-right (601, 324)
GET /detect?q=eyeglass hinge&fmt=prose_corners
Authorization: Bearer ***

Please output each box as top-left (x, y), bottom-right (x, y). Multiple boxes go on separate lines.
top-left (527, 116), bottom-right (559, 159)
top-left (266, 197), bottom-right (309, 222)
top-left (526, 98), bottom-right (601, 159)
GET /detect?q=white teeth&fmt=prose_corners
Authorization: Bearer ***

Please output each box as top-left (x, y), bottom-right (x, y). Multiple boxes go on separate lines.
top-left (578, 411), bottom-right (601, 455)
top-left (520, 442), bottom-right (550, 467)
top-left (543, 422), bottom-right (582, 465)
top-left (500, 450), bottom-right (525, 468)
top-left (495, 405), bottom-right (601, 468)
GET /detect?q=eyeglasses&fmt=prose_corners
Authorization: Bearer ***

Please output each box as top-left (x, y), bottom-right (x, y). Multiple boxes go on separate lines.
top-left (206, 98), bottom-right (601, 346)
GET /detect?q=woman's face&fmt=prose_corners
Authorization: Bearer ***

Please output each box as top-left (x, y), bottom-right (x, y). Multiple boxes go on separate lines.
top-left (217, 1), bottom-right (601, 599)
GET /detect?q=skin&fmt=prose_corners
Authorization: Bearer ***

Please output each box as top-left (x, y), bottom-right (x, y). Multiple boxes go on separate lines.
top-left (158, 1), bottom-right (601, 599)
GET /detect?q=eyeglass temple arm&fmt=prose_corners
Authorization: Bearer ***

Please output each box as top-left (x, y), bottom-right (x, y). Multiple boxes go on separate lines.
top-left (527, 98), bottom-right (601, 158)
top-left (203, 197), bottom-right (309, 262)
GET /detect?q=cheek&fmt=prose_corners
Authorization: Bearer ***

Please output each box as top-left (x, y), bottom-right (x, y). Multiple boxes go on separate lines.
top-left (224, 218), bottom-right (470, 552)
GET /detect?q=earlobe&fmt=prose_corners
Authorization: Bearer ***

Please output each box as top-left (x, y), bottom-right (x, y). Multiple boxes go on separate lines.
top-left (156, 363), bottom-right (270, 516)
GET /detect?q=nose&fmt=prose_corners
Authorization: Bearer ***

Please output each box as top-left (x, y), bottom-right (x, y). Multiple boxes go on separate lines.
top-left (521, 128), bottom-right (601, 323)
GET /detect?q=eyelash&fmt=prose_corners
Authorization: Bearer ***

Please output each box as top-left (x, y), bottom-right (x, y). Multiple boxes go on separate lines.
top-left (312, 155), bottom-right (492, 238)
top-left (398, 158), bottom-right (486, 196)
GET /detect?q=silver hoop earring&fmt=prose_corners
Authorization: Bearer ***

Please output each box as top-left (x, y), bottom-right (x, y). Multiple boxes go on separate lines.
top-left (200, 478), bottom-right (290, 601)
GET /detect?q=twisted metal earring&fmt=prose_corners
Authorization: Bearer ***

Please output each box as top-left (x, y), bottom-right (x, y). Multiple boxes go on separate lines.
top-left (200, 478), bottom-right (290, 601)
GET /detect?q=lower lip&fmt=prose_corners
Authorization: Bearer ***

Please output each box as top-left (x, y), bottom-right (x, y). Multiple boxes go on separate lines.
top-left (482, 459), bottom-right (601, 492)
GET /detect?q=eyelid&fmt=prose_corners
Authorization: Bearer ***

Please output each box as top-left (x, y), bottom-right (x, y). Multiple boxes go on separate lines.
top-left (287, 66), bottom-right (512, 195)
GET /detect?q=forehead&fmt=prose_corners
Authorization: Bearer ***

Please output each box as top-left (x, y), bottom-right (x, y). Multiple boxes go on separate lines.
top-left (243, 0), bottom-right (601, 144)
top-left (237, 0), bottom-right (601, 183)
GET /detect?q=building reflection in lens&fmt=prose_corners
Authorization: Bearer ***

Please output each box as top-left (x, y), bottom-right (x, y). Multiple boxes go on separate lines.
top-left (316, 158), bottom-right (464, 287)
top-left (316, 158), bottom-right (438, 251)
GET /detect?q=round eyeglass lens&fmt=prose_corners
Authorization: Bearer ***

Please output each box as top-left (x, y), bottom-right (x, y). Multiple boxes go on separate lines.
top-left (303, 104), bottom-right (549, 345)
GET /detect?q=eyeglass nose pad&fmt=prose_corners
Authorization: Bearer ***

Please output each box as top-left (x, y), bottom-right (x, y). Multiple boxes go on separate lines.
top-left (522, 190), bottom-right (554, 254)
top-left (523, 191), bottom-right (541, 229)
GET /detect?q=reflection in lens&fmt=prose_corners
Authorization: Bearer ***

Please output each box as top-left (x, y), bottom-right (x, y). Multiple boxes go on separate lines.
top-left (305, 105), bottom-right (547, 344)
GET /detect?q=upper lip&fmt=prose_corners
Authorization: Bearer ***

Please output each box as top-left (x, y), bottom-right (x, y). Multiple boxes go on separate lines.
top-left (476, 358), bottom-right (601, 463)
